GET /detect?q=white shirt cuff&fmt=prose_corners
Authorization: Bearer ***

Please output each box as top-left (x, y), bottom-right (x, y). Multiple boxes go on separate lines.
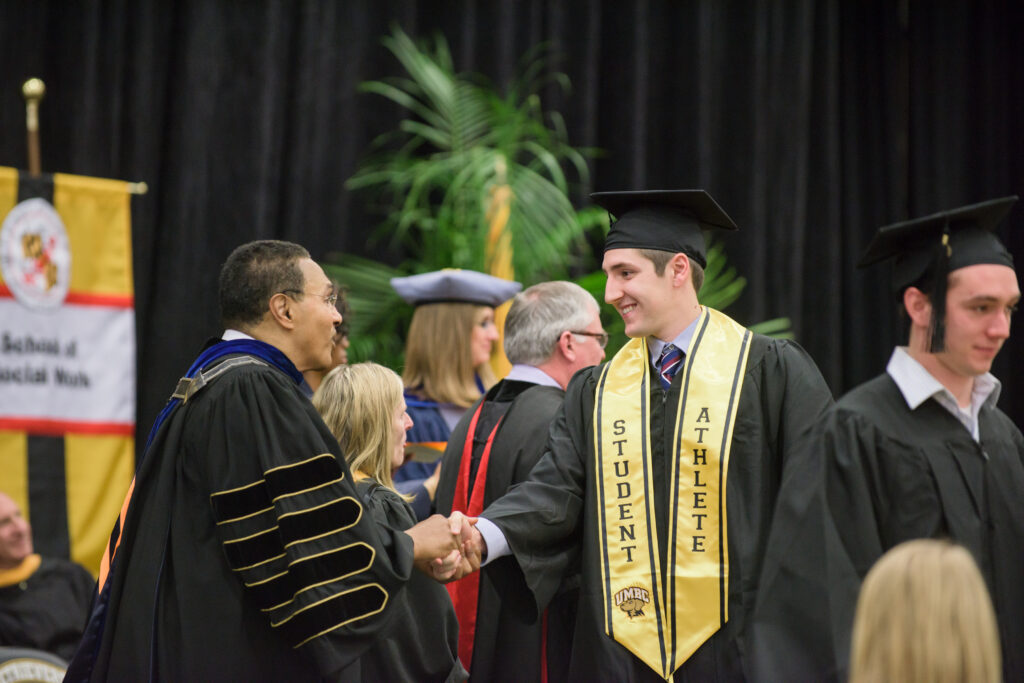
top-left (475, 517), bottom-right (510, 566)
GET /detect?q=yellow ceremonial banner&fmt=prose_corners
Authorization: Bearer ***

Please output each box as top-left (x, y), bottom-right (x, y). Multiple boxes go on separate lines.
top-left (0, 167), bottom-right (16, 216)
top-left (0, 431), bottom-right (29, 517)
top-left (0, 167), bottom-right (136, 577)
top-left (593, 308), bottom-right (751, 679)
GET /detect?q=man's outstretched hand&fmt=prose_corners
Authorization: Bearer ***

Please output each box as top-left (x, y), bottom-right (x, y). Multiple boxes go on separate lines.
top-left (405, 511), bottom-right (483, 582)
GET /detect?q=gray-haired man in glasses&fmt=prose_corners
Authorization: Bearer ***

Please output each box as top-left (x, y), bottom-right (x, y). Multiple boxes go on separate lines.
top-left (434, 279), bottom-right (606, 682)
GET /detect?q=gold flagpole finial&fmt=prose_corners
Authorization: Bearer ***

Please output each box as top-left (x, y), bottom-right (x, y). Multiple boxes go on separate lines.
top-left (22, 78), bottom-right (46, 177)
top-left (22, 78), bottom-right (45, 102)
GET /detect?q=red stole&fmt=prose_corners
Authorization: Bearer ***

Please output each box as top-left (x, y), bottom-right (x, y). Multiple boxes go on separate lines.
top-left (446, 400), bottom-right (503, 672)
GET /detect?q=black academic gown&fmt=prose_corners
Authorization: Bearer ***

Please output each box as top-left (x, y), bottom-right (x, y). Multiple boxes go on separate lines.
top-left (0, 556), bottom-right (95, 661)
top-left (751, 373), bottom-right (1024, 682)
top-left (75, 354), bottom-right (413, 681)
top-left (435, 379), bottom-right (579, 683)
top-left (354, 479), bottom-right (467, 683)
top-left (482, 335), bottom-right (833, 682)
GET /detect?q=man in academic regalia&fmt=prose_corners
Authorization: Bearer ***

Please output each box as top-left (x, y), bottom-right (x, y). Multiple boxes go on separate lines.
top-left (65, 240), bottom-right (471, 682)
top-left (435, 280), bottom-right (607, 682)
top-left (751, 197), bottom-right (1024, 682)
top-left (457, 191), bottom-right (834, 681)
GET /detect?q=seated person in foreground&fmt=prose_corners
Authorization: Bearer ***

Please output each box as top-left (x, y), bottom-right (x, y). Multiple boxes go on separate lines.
top-left (0, 491), bottom-right (94, 662)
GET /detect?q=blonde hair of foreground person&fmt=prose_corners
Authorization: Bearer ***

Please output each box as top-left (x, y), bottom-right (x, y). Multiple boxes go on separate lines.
top-left (402, 302), bottom-right (496, 407)
top-left (849, 538), bottom-right (1001, 683)
top-left (313, 362), bottom-right (409, 495)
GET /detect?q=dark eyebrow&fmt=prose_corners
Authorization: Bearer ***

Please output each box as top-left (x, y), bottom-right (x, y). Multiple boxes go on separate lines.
top-left (603, 261), bottom-right (636, 274)
top-left (964, 294), bottom-right (1021, 305)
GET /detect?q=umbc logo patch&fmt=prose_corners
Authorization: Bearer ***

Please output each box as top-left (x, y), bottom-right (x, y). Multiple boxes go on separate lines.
top-left (614, 584), bottom-right (650, 619)
top-left (0, 197), bottom-right (71, 310)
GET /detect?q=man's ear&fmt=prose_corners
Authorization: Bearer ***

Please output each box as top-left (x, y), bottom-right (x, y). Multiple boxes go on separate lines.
top-left (556, 330), bottom-right (576, 362)
top-left (903, 286), bottom-right (931, 327)
top-left (669, 253), bottom-right (690, 287)
top-left (268, 292), bottom-right (296, 329)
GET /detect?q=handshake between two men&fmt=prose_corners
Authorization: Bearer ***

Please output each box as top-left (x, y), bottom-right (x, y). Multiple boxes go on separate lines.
top-left (404, 511), bottom-right (487, 582)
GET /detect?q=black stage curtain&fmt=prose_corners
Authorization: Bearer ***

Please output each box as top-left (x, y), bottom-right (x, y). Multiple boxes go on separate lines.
top-left (1, 0), bottom-right (1021, 443)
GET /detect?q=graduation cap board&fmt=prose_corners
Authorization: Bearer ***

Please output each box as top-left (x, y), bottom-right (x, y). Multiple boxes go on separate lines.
top-left (592, 189), bottom-right (738, 268)
top-left (858, 195), bottom-right (1018, 352)
top-left (391, 269), bottom-right (522, 307)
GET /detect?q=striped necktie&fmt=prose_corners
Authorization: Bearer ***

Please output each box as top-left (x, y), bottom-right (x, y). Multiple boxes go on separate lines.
top-left (656, 343), bottom-right (684, 390)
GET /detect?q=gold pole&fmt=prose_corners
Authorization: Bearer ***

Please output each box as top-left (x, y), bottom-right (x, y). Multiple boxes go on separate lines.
top-left (21, 78), bottom-right (148, 195)
top-left (485, 156), bottom-right (515, 379)
top-left (22, 78), bottom-right (45, 177)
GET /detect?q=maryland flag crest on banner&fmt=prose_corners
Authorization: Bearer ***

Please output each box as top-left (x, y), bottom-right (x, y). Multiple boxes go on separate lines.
top-left (0, 166), bottom-right (135, 577)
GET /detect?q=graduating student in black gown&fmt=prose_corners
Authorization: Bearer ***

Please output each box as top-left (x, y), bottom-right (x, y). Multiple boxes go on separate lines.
top-left (313, 362), bottom-right (467, 683)
top-left (460, 191), bottom-right (834, 681)
top-left (65, 241), bottom-right (470, 682)
top-left (435, 281), bottom-right (607, 682)
top-left (751, 197), bottom-right (1024, 682)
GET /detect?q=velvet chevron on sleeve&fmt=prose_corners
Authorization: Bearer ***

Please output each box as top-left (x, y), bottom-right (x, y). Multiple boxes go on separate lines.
top-left (71, 353), bottom-right (413, 682)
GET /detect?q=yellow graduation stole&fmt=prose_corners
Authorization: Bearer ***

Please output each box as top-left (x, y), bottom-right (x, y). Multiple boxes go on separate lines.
top-left (593, 307), bottom-right (751, 679)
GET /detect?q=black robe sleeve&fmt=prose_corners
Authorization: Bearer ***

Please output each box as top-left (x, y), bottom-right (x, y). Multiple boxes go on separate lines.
top-left (199, 366), bottom-right (416, 675)
top-left (352, 480), bottom-right (467, 683)
top-left (749, 405), bottom-right (889, 682)
top-left (86, 360), bottom-right (415, 682)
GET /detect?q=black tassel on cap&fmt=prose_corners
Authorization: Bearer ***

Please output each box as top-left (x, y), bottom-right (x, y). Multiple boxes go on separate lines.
top-left (926, 224), bottom-right (952, 353)
top-left (857, 195), bottom-right (1017, 352)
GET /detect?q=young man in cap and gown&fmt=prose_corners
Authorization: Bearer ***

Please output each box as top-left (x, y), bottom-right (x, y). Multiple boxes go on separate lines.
top-left (751, 197), bottom-right (1024, 682)
top-left (458, 191), bottom-right (834, 681)
top-left (435, 281), bottom-right (607, 682)
top-left (390, 270), bottom-right (522, 519)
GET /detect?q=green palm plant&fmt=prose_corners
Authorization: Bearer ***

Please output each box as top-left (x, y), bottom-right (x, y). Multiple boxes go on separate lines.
top-left (328, 27), bottom-right (604, 368)
top-left (347, 31), bottom-right (602, 277)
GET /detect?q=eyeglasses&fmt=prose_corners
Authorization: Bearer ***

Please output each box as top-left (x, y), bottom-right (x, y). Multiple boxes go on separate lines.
top-left (279, 289), bottom-right (339, 308)
top-left (569, 330), bottom-right (609, 349)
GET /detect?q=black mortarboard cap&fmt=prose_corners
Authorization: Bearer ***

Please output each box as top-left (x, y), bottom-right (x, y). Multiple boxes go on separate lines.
top-left (858, 195), bottom-right (1017, 352)
top-left (592, 189), bottom-right (738, 268)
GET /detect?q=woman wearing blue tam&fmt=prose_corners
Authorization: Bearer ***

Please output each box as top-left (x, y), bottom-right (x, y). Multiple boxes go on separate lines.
top-left (390, 269), bottom-right (522, 519)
